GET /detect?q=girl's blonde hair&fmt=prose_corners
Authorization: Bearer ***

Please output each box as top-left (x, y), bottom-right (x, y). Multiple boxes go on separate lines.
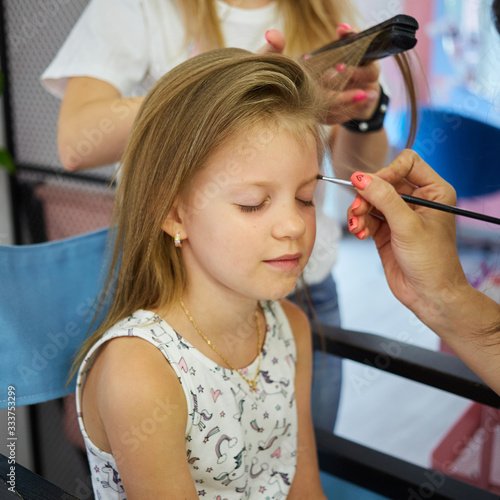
top-left (70, 48), bottom-right (327, 377)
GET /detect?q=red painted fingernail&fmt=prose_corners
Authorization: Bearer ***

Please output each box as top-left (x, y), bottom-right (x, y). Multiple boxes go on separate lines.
top-left (351, 172), bottom-right (372, 190)
top-left (348, 216), bottom-right (358, 231)
top-left (356, 229), bottom-right (367, 240)
top-left (353, 91), bottom-right (367, 103)
top-left (351, 196), bottom-right (362, 211)
top-left (336, 63), bottom-right (346, 72)
top-left (265, 30), bottom-right (271, 43)
top-left (338, 23), bottom-right (353, 30)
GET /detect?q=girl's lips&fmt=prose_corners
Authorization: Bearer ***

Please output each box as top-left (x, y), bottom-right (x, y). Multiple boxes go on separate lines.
top-left (264, 254), bottom-right (302, 271)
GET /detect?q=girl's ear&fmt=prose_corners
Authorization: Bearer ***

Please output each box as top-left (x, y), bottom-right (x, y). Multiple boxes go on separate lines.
top-left (161, 200), bottom-right (185, 239)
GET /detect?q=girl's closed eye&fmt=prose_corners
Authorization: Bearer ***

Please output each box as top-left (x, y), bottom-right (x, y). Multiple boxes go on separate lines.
top-left (298, 198), bottom-right (315, 208)
top-left (235, 191), bottom-right (270, 212)
top-left (296, 185), bottom-right (316, 208)
top-left (239, 201), bottom-right (266, 213)
top-left (238, 197), bottom-right (315, 212)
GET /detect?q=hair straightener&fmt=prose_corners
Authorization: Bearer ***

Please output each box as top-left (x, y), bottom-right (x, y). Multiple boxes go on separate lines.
top-left (301, 14), bottom-right (419, 65)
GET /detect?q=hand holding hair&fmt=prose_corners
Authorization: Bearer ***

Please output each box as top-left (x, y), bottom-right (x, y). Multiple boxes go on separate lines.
top-left (319, 23), bottom-right (382, 125)
top-left (334, 23), bottom-right (382, 120)
top-left (259, 25), bottom-right (382, 125)
top-left (307, 21), bottom-right (394, 179)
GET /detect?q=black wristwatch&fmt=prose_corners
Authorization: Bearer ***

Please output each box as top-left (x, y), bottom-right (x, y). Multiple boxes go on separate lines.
top-left (341, 85), bottom-right (389, 133)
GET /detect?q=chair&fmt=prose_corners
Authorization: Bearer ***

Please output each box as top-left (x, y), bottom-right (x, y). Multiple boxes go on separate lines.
top-left (0, 228), bottom-right (108, 408)
top-left (0, 453), bottom-right (80, 500)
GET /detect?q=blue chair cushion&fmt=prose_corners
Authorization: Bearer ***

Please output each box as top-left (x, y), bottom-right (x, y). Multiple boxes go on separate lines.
top-left (392, 108), bottom-right (500, 198)
top-left (0, 228), bottom-right (108, 408)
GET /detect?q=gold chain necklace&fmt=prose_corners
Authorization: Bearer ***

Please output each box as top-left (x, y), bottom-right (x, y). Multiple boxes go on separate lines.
top-left (179, 299), bottom-right (263, 393)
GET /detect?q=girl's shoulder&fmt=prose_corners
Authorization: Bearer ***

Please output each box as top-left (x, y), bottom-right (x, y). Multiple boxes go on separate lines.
top-left (91, 330), bottom-right (182, 393)
top-left (79, 310), bottom-right (184, 414)
top-left (84, 310), bottom-right (185, 404)
top-left (77, 311), bottom-right (188, 456)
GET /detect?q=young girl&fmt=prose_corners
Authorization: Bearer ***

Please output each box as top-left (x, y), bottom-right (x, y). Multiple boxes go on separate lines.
top-left (74, 48), bottom-right (329, 499)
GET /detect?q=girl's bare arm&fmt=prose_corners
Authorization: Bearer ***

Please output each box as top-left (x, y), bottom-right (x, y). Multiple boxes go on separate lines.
top-left (281, 299), bottom-right (327, 500)
top-left (85, 336), bottom-right (199, 499)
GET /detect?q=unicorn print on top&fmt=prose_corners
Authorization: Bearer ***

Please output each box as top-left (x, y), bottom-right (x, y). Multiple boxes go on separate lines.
top-left (76, 300), bottom-right (297, 499)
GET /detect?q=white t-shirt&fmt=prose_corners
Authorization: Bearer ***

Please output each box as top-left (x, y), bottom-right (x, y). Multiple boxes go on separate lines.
top-left (42, 0), bottom-right (282, 98)
top-left (41, 0), bottom-right (340, 284)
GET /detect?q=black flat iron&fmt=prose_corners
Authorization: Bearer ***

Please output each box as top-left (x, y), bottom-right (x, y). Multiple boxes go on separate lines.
top-left (301, 14), bottom-right (419, 65)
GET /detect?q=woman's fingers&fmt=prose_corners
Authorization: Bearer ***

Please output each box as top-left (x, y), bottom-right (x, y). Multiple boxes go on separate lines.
top-left (347, 191), bottom-right (390, 240)
top-left (345, 63), bottom-right (380, 87)
top-left (349, 170), bottom-right (419, 236)
top-left (321, 65), bottom-right (381, 123)
top-left (344, 150), bottom-right (459, 243)
top-left (323, 87), bottom-right (379, 124)
top-left (376, 149), bottom-right (457, 205)
top-left (336, 22), bottom-right (357, 39)
top-left (256, 29), bottom-right (286, 54)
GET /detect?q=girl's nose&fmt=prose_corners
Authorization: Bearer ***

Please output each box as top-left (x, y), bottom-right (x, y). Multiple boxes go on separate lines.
top-left (271, 205), bottom-right (307, 240)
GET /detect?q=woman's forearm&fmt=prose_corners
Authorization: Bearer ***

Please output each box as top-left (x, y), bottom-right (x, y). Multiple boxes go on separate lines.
top-left (421, 283), bottom-right (500, 394)
top-left (57, 77), bottom-right (143, 171)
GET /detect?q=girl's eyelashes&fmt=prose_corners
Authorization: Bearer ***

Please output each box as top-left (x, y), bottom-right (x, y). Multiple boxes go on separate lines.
top-left (239, 202), bottom-right (265, 213)
top-left (298, 199), bottom-right (315, 208)
top-left (238, 198), bottom-right (314, 213)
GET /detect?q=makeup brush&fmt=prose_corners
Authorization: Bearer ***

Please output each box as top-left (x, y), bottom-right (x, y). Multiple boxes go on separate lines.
top-left (317, 175), bottom-right (500, 226)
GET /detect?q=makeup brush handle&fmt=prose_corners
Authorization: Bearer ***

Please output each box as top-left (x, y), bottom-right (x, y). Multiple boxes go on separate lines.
top-left (316, 175), bottom-right (500, 225)
top-left (400, 194), bottom-right (500, 225)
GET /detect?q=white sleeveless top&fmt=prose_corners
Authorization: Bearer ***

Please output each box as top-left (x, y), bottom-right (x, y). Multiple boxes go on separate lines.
top-left (76, 300), bottom-right (298, 499)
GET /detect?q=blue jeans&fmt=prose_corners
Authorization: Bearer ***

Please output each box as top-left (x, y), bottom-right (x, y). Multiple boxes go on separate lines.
top-left (288, 274), bottom-right (342, 432)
